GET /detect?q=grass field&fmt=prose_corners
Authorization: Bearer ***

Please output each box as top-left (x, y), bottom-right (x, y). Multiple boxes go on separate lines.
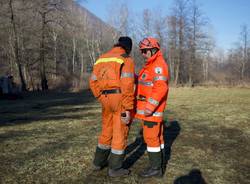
top-left (0, 87), bottom-right (250, 184)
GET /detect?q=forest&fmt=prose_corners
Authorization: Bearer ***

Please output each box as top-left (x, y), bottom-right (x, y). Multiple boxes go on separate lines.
top-left (0, 0), bottom-right (250, 92)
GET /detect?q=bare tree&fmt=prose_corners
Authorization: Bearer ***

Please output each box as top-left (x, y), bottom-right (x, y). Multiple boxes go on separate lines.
top-left (187, 0), bottom-right (209, 84)
top-left (8, 0), bottom-right (27, 91)
top-left (107, 0), bottom-right (131, 38)
top-left (168, 0), bottom-right (189, 85)
top-left (34, 0), bottom-right (66, 90)
top-left (239, 24), bottom-right (249, 80)
top-left (225, 24), bottom-right (250, 82)
top-left (141, 9), bottom-right (153, 38)
top-left (201, 36), bottom-right (215, 81)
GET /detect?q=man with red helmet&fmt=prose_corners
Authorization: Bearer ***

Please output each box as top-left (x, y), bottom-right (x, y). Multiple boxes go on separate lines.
top-left (135, 37), bottom-right (169, 178)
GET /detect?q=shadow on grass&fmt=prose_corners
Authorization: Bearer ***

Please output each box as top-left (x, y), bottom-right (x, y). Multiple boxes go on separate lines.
top-left (122, 136), bottom-right (147, 169)
top-left (174, 169), bottom-right (207, 184)
top-left (163, 120), bottom-right (181, 164)
top-left (122, 120), bottom-right (181, 170)
top-left (0, 89), bottom-right (96, 126)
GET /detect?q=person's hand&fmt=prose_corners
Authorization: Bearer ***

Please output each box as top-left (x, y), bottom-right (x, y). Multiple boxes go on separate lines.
top-left (144, 108), bottom-right (153, 117)
top-left (121, 111), bottom-right (131, 124)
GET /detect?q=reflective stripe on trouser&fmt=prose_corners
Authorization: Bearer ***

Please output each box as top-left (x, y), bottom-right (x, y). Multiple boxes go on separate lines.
top-left (160, 123), bottom-right (164, 148)
top-left (136, 109), bottom-right (163, 117)
top-left (98, 93), bottom-right (129, 151)
top-left (142, 121), bottom-right (164, 152)
top-left (98, 144), bottom-right (127, 154)
top-left (98, 143), bottom-right (111, 150)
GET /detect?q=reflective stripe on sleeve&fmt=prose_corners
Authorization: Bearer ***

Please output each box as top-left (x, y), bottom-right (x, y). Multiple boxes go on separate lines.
top-left (98, 144), bottom-right (111, 150)
top-left (136, 109), bottom-right (163, 117)
top-left (111, 149), bottom-right (124, 155)
top-left (148, 97), bottom-right (159, 106)
top-left (121, 72), bottom-right (134, 78)
top-left (153, 76), bottom-right (167, 82)
top-left (147, 146), bottom-right (161, 152)
top-left (153, 112), bottom-right (163, 117)
top-left (136, 110), bottom-right (145, 115)
top-left (90, 74), bottom-right (97, 81)
top-left (94, 57), bottom-right (124, 65)
top-left (138, 80), bottom-right (153, 86)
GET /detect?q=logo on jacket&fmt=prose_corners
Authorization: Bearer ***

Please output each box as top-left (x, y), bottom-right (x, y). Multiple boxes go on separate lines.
top-left (155, 67), bottom-right (163, 74)
top-left (142, 73), bottom-right (147, 79)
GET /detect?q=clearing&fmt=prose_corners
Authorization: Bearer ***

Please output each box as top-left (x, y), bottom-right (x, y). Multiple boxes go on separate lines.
top-left (0, 87), bottom-right (249, 184)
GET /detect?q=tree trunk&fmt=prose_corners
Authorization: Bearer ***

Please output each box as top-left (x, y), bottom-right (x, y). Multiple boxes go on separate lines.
top-left (72, 37), bottom-right (76, 74)
top-left (79, 51), bottom-right (84, 89)
top-left (52, 30), bottom-right (57, 79)
top-left (9, 0), bottom-right (27, 91)
top-left (174, 57), bottom-right (180, 85)
top-left (241, 61), bottom-right (245, 80)
top-left (40, 12), bottom-right (48, 91)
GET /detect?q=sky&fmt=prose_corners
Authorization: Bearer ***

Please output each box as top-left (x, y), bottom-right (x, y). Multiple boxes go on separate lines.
top-left (79, 0), bottom-right (250, 51)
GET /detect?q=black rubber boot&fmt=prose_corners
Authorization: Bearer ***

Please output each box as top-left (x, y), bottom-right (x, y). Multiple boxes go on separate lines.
top-left (108, 153), bottom-right (130, 177)
top-left (93, 147), bottom-right (110, 171)
top-left (108, 168), bottom-right (130, 177)
top-left (139, 151), bottom-right (163, 178)
top-left (161, 148), bottom-right (167, 173)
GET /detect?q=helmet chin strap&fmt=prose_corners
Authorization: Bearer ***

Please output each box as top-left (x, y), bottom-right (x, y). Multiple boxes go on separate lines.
top-left (150, 48), bottom-right (159, 56)
top-left (150, 50), bottom-right (153, 56)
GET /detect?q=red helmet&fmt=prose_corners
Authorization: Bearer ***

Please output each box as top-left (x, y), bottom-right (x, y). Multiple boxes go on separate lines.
top-left (139, 37), bottom-right (160, 50)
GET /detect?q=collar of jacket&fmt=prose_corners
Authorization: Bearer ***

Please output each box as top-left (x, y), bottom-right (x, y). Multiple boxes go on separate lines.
top-left (145, 50), bottom-right (163, 67)
top-left (110, 46), bottom-right (126, 55)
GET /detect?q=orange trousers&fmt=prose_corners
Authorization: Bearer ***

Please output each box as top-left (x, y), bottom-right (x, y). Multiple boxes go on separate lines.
top-left (142, 121), bottom-right (164, 152)
top-left (98, 93), bottom-right (129, 153)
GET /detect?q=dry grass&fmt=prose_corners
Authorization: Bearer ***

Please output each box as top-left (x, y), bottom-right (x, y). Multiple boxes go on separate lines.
top-left (0, 87), bottom-right (249, 184)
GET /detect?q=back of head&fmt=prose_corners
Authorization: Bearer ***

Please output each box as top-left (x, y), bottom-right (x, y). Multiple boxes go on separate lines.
top-left (115, 36), bottom-right (133, 55)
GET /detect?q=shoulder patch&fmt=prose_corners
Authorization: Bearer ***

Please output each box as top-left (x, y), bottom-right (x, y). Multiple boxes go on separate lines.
top-left (155, 67), bottom-right (163, 74)
top-left (141, 73), bottom-right (147, 79)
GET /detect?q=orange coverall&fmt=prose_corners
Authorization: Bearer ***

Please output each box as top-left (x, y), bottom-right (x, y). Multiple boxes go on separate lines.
top-left (135, 50), bottom-right (169, 152)
top-left (89, 47), bottom-right (135, 154)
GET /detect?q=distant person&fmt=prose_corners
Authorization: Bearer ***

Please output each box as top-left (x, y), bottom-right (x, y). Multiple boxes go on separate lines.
top-left (135, 37), bottom-right (169, 178)
top-left (89, 36), bottom-right (135, 177)
top-left (0, 75), bottom-right (9, 94)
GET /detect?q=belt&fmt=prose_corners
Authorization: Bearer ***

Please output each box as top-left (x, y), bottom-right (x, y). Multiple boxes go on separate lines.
top-left (137, 95), bottom-right (146, 101)
top-left (102, 89), bottom-right (121, 95)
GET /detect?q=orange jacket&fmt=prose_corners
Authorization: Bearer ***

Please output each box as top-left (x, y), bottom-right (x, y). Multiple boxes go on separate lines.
top-left (89, 47), bottom-right (135, 111)
top-left (135, 50), bottom-right (169, 122)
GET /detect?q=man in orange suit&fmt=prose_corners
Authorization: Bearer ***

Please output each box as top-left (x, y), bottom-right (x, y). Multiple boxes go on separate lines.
top-left (135, 37), bottom-right (169, 178)
top-left (89, 36), bottom-right (135, 177)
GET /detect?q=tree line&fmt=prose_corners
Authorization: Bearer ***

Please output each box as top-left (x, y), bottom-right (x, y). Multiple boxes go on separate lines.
top-left (0, 0), bottom-right (249, 92)
top-left (108, 0), bottom-right (250, 86)
top-left (0, 0), bottom-right (115, 91)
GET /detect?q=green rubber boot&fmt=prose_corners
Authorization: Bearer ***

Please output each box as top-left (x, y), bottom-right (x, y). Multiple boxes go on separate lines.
top-left (108, 153), bottom-right (130, 177)
top-left (139, 151), bottom-right (163, 178)
top-left (93, 147), bottom-right (110, 171)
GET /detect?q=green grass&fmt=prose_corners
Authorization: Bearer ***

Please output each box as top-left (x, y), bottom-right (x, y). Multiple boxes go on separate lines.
top-left (0, 87), bottom-right (249, 184)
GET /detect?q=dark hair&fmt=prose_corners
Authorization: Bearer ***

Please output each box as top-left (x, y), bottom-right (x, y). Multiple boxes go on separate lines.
top-left (114, 36), bottom-right (133, 55)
